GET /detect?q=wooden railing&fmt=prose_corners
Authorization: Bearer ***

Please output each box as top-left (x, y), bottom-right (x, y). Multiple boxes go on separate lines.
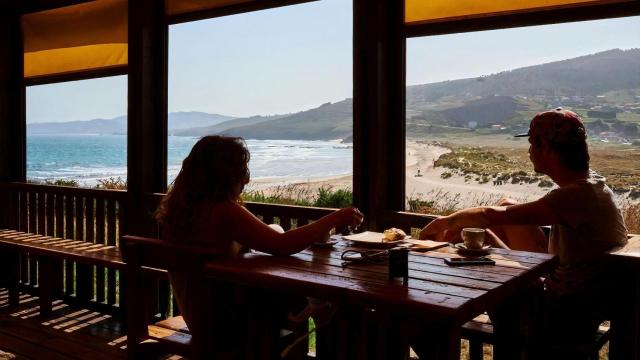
top-left (0, 183), bottom-right (434, 317)
top-left (0, 182), bottom-right (126, 311)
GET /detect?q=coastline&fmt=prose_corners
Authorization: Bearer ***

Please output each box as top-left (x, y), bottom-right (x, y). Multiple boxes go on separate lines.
top-left (248, 141), bottom-right (550, 208)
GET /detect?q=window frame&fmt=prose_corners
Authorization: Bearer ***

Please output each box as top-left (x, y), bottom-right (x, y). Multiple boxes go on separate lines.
top-left (396, 0), bottom-right (640, 219)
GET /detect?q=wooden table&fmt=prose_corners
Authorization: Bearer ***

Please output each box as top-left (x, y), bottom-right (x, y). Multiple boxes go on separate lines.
top-left (204, 239), bottom-right (557, 360)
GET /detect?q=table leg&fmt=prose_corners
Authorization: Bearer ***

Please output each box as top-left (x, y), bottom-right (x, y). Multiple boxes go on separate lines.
top-left (372, 313), bottom-right (408, 360)
top-left (610, 268), bottom-right (640, 360)
top-left (316, 305), bottom-right (364, 360)
top-left (0, 248), bottom-right (20, 306)
top-left (493, 296), bottom-right (522, 360)
top-left (410, 319), bottom-right (461, 360)
top-left (38, 256), bottom-right (53, 317)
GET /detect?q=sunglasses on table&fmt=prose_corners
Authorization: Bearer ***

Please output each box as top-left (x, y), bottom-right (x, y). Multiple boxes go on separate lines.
top-left (340, 249), bottom-right (389, 267)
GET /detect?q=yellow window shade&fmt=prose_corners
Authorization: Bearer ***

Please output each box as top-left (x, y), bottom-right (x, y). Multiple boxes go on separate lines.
top-left (405, 0), bottom-right (626, 25)
top-left (22, 0), bottom-right (127, 79)
top-left (166, 0), bottom-right (253, 16)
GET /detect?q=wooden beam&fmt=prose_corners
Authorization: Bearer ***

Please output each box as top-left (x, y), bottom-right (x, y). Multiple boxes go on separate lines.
top-left (24, 65), bottom-right (128, 87)
top-left (353, 0), bottom-right (406, 231)
top-left (127, 0), bottom-right (168, 237)
top-left (167, 0), bottom-right (317, 25)
top-left (405, 1), bottom-right (640, 37)
top-left (0, 0), bottom-right (94, 15)
top-left (0, 10), bottom-right (26, 183)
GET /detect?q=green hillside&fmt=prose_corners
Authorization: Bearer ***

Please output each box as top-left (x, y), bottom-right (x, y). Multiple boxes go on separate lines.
top-left (218, 99), bottom-right (353, 140)
top-left (177, 48), bottom-right (640, 141)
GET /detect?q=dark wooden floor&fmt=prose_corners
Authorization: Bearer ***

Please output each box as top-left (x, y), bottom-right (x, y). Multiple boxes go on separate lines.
top-left (0, 288), bottom-right (129, 360)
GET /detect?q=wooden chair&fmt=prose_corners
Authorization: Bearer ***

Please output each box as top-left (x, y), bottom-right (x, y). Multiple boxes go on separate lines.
top-left (461, 314), bottom-right (611, 360)
top-left (121, 235), bottom-right (308, 360)
top-left (461, 234), bottom-right (640, 360)
top-left (121, 235), bottom-right (238, 360)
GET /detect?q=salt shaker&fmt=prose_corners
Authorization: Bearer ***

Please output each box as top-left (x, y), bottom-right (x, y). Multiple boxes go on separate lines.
top-left (388, 246), bottom-right (409, 285)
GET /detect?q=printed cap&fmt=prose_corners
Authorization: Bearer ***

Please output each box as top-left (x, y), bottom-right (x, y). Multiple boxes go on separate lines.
top-left (515, 108), bottom-right (587, 143)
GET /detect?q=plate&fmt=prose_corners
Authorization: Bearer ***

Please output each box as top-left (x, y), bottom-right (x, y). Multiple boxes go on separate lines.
top-left (343, 231), bottom-right (408, 248)
top-left (454, 243), bottom-right (491, 255)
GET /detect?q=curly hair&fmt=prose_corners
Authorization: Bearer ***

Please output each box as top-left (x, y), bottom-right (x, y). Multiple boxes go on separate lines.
top-left (156, 136), bottom-right (250, 241)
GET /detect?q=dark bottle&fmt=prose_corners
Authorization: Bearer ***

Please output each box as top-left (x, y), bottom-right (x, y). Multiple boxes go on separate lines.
top-left (388, 246), bottom-right (409, 285)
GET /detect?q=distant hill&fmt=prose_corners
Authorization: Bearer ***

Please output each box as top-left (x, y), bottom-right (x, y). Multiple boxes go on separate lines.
top-left (167, 112), bottom-right (236, 133)
top-left (407, 48), bottom-right (640, 108)
top-left (440, 96), bottom-right (523, 127)
top-left (27, 49), bottom-right (640, 140)
top-left (174, 114), bottom-right (286, 136)
top-left (28, 116), bottom-right (127, 135)
top-left (27, 111), bottom-right (235, 135)
top-left (216, 99), bottom-right (353, 140)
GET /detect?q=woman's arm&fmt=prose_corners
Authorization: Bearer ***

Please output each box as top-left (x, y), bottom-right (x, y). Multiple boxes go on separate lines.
top-left (221, 202), bottom-right (363, 256)
top-left (419, 199), bottom-right (560, 240)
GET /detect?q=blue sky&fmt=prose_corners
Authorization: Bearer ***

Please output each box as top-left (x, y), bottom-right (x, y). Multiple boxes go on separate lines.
top-left (26, 1), bottom-right (639, 123)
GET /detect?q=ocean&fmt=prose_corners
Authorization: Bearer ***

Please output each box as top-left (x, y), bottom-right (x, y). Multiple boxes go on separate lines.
top-left (27, 134), bottom-right (353, 187)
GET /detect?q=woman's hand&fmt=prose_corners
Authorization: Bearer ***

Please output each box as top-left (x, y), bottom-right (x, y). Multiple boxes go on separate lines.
top-left (333, 207), bottom-right (364, 230)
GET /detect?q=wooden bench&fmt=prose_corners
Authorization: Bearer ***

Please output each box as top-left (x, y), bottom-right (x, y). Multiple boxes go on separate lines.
top-left (607, 234), bottom-right (640, 359)
top-left (122, 235), bottom-right (308, 360)
top-left (121, 235), bottom-right (224, 359)
top-left (0, 229), bottom-right (124, 316)
top-left (462, 314), bottom-right (611, 360)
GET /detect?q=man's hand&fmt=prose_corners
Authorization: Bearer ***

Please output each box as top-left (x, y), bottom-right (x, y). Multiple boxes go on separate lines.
top-left (419, 216), bottom-right (463, 242)
top-left (497, 197), bottom-right (518, 207)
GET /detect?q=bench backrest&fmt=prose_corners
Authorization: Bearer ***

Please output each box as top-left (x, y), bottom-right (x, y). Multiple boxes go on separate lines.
top-left (121, 235), bottom-right (222, 359)
top-left (121, 235), bottom-right (221, 271)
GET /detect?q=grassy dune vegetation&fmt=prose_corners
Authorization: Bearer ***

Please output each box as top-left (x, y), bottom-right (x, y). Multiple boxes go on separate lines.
top-left (423, 139), bottom-right (640, 233)
top-left (431, 141), bottom-right (640, 198)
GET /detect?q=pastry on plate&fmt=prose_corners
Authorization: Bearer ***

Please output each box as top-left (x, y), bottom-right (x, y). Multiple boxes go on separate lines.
top-left (383, 228), bottom-right (407, 242)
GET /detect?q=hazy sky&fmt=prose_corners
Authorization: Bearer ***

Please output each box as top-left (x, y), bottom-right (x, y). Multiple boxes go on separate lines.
top-left (26, 1), bottom-right (639, 123)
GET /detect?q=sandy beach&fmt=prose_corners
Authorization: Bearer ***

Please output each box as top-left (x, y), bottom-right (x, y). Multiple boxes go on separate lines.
top-left (247, 141), bottom-right (550, 209)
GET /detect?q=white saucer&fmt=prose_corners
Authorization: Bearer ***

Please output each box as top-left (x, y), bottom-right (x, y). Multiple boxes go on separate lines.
top-left (454, 243), bottom-right (491, 254)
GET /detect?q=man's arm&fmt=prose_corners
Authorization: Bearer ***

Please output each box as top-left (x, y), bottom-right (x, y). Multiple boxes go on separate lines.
top-left (419, 199), bottom-right (560, 240)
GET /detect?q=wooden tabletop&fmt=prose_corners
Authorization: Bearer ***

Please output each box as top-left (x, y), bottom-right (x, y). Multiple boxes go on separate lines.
top-left (204, 238), bottom-right (557, 325)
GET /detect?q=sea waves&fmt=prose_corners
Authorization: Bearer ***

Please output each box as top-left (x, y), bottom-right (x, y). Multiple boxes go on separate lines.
top-left (28, 135), bottom-right (353, 187)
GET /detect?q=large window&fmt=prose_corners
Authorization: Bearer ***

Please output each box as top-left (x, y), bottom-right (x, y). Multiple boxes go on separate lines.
top-left (26, 76), bottom-right (128, 189)
top-left (405, 17), bottom-right (640, 232)
top-left (168, 0), bottom-right (353, 207)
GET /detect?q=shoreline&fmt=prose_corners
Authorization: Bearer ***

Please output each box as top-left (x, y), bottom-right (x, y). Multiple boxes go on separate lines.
top-left (249, 141), bottom-right (551, 208)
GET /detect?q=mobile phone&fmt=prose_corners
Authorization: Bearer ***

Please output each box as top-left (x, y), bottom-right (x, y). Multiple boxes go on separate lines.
top-left (444, 257), bottom-right (495, 266)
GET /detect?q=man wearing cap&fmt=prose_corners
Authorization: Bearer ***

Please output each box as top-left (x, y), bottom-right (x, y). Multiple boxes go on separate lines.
top-left (419, 108), bottom-right (627, 358)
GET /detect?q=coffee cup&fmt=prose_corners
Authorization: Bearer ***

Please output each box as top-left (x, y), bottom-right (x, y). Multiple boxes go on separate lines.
top-left (461, 228), bottom-right (485, 249)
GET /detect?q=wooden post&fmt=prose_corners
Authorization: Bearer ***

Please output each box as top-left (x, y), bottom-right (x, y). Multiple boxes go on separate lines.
top-left (126, 0), bottom-right (168, 238)
top-left (353, 0), bottom-right (405, 231)
top-left (0, 8), bottom-right (24, 307)
top-left (38, 256), bottom-right (54, 317)
top-left (0, 8), bottom-right (26, 228)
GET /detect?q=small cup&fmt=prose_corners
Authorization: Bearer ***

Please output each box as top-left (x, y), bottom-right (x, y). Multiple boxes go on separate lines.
top-left (461, 228), bottom-right (485, 249)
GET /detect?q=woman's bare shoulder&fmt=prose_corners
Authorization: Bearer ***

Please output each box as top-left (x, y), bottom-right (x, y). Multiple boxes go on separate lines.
top-left (206, 201), bottom-right (252, 219)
